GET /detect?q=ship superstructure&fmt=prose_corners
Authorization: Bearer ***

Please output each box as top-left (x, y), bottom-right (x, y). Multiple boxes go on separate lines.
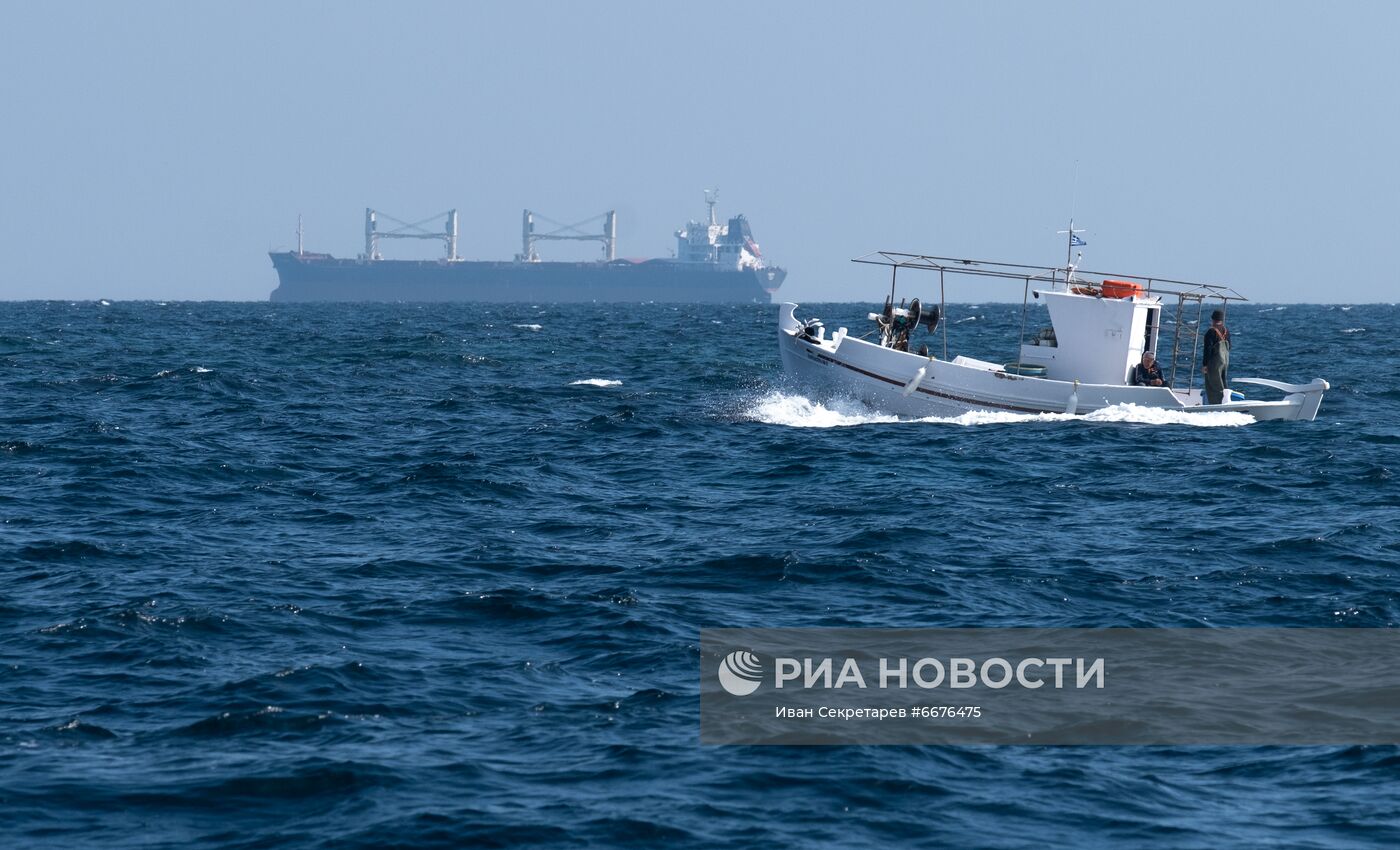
top-left (675, 189), bottom-right (767, 271)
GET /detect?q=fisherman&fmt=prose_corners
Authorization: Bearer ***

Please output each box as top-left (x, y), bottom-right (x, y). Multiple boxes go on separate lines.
top-left (891, 311), bottom-right (913, 352)
top-left (1201, 309), bottom-right (1231, 404)
top-left (1131, 351), bottom-right (1165, 387)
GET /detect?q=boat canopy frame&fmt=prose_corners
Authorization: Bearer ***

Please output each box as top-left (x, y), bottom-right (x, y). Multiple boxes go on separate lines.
top-left (851, 251), bottom-right (1250, 393)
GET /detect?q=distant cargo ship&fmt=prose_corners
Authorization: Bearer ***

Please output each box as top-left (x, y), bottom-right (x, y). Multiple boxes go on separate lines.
top-left (269, 192), bottom-right (785, 303)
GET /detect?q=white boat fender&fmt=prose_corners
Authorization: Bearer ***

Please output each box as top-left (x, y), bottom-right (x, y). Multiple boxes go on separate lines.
top-left (901, 364), bottom-right (929, 397)
top-left (1065, 380), bottom-right (1080, 415)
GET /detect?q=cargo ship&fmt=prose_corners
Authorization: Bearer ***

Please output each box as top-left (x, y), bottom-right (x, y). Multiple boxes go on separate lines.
top-left (268, 192), bottom-right (785, 303)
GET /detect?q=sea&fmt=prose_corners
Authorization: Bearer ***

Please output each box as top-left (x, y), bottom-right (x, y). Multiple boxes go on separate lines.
top-left (1, 300), bottom-right (1397, 849)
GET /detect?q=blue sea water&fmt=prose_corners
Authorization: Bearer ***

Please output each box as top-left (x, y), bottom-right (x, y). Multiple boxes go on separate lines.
top-left (1, 300), bottom-right (1398, 849)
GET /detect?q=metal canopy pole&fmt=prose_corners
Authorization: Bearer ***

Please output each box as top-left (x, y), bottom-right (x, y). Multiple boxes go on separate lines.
top-left (1015, 277), bottom-right (1031, 370)
top-left (1189, 297), bottom-right (1206, 395)
top-left (940, 269), bottom-right (948, 360)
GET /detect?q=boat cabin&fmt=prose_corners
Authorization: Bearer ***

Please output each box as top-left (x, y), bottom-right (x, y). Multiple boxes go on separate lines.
top-left (1019, 286), bottom-right (1163, 385)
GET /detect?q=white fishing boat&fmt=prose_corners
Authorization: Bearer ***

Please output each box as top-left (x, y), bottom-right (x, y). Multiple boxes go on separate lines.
top-left (778, 231), bottom-right (1328, 422)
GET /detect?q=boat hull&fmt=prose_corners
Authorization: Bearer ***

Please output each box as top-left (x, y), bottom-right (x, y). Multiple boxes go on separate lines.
top-left (778, 303), bottom-right (1327, 422)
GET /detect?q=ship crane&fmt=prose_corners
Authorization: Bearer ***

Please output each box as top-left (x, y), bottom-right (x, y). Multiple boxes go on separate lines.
top-left (519, 210), bottom-right (617, 262)
top-left (364, 208), bottom-right (460, 261)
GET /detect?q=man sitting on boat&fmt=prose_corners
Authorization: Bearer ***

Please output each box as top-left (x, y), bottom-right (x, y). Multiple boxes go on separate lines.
top-left (1130, 351), bottom-right (1166, 387)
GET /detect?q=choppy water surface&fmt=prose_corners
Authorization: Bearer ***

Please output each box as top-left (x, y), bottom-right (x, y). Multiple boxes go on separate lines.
top-left (2, 300), bottom-right (1398, 848)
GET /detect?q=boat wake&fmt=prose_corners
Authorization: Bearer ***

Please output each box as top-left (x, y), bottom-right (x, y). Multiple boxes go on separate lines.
top-left (743, 392), bottom-right (1253, 428)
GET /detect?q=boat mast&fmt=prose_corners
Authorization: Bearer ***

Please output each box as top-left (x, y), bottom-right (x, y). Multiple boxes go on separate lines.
top-left (705, 188), bottom-right (718, 227)
top-left (1058, 163), bottom-right (1084, 281)
top-left (1057, 219), bottom-right (1085, 283)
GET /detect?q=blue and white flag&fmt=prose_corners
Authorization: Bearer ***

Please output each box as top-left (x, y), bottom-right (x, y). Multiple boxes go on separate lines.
top-left (1070, 233), bottom-right (1087, 247)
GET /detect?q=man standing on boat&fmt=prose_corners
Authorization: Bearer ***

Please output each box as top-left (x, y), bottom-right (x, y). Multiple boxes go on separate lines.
top-left (1202, 310), bottom-right (1231, 404)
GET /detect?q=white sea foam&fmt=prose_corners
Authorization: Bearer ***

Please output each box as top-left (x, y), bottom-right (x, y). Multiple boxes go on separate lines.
top-left (745, 393), bottom-right (902, 427)
top-left (954, 316), bottom-right (978, 323)
top-left (570, 378), bottom-right (622, 387)
top-left (1341, 328), bottom-right (1366, 334)
top-left (744, 393), bottom-right (1252, 428)
top-left (1073, 403), bottom-right (1252, 427)
top-left (155, 366), bottom-right (213, 378)
top-left (923, 403), bottom-right (1251, 427)
top-left (514, 323), bottom-right (543, 331)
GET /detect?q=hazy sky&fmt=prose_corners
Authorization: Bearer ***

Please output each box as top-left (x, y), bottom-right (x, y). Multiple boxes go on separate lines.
top-left (3, 1), bottom-right (1396, 302)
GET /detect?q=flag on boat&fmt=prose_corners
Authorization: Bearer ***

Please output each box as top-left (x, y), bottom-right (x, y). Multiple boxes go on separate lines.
top-left (1070, 234), bottom-right (1087, 247)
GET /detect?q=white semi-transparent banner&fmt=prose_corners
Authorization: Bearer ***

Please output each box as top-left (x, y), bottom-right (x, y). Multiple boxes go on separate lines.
top-left (700, 628), bottom-right (1400, 745)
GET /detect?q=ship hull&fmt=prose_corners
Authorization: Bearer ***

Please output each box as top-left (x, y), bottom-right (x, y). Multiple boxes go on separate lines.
top-left (269, 253), bottom-right (785, 303)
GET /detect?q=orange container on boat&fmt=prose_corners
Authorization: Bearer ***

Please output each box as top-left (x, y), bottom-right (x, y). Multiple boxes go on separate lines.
top-left (1101, 279), bottom-right (1144, 299)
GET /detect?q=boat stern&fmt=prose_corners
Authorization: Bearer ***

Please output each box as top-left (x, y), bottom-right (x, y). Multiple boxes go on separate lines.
top-left (1229, 377), bottom-right (1331, 421)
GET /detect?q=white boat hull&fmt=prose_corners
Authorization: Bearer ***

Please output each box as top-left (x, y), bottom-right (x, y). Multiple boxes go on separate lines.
top-left (778, 303), bottom-right (1328, 422)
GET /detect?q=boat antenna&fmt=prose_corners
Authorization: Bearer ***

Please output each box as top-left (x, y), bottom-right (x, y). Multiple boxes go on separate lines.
top-left (1056, 161), bottom-right (1085, 271)
top-left (704, 188), bottom-right (718, 226)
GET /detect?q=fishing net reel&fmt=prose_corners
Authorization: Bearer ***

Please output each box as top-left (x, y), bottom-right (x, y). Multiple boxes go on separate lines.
top-left (874, 297), bottom-right (941, 351)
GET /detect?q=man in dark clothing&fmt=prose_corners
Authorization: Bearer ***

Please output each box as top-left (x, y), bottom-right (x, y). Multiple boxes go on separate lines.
top-left (1202, 309), bottom-right (1231, 404)
top-left (1131, 351), bottom-right (1166, 387)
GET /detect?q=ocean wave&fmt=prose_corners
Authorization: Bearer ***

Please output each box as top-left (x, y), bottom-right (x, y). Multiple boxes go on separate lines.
top-left (570, 378), bottom-right (622, 387)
